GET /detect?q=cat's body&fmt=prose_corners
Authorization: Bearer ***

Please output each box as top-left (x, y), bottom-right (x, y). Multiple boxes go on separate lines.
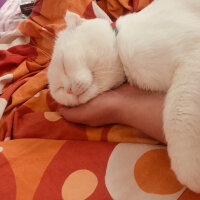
top-left (48, 0), bottom-right (200, 192)
top-left (117, 0), bottom-right (200, 92)
top-left (117, 0), bottom-right (200, 193)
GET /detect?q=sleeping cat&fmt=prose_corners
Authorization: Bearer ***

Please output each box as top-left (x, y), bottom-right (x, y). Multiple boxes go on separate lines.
top-left (48, 0), bottom-right (200, 193)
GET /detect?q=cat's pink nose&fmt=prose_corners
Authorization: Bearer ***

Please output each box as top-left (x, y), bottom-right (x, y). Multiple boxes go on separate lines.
top-left (66, 87), bottom-right (73, 94)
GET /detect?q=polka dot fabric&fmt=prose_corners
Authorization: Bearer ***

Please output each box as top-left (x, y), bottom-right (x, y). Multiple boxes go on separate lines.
top-left (0, 0), bottom-right (199, 199)
top-left (0, 139), bottom-right (199, 200)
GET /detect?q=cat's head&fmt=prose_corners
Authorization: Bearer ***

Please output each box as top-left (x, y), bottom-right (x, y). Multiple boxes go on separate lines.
top-left (48, 11), bottom-right (88, 107)
top-left (48, 11), bottom-right (118, 107)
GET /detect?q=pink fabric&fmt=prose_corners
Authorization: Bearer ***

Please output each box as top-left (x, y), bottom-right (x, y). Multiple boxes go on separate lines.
top-left (0, 0), bottom-right (22, 39)
top-left (0, 0), bottom-right (6, 8)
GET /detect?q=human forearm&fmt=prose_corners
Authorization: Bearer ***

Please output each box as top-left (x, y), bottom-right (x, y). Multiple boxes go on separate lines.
top-left (115, 87), bottom-right (166, 144)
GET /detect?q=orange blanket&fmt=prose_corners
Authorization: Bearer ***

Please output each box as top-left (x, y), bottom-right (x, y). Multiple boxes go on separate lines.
top-left (0, 0), bottom-right (199, 199)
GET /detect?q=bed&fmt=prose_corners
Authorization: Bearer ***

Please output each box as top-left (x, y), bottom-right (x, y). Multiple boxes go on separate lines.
top-left (0, 0), bottom-right (200, 199)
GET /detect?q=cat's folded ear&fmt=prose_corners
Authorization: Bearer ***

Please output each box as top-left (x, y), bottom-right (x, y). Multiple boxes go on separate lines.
top-left (65, 10), bottom-right (85, 29)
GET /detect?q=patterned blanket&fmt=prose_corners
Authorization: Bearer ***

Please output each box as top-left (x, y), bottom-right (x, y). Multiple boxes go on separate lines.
top-left (0, 0), bottom-right (199, 199)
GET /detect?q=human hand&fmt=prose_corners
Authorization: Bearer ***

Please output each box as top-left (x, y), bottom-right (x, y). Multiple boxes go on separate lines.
top-left (59, 83), bottom-right (166, 143)
top-left (58, 84), bottom-right (136, 126)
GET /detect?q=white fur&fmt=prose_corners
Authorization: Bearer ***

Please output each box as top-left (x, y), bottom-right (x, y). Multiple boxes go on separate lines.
top-left (116, 0), bottom-right (200, 193)
top-left (48, 11), bottom-right (125, 107)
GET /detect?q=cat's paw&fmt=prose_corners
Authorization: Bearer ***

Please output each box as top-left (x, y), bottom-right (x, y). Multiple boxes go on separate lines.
top-left (79, 84), bottom-right (99, 104)
top-left (71, 71), bottom-right (93, 96)
top-left (168, 143), bottom-right (200, 193)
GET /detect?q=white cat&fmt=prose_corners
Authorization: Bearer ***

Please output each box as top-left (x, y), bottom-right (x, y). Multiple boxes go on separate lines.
top-left (48, 0), bottom-right (200, 192)
top-left (116, 0), bottom-right (200, 193)
top-left (48, 11), bottom-right (125, 107)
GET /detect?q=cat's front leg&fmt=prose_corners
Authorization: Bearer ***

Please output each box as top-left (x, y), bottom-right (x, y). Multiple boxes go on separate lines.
top-left (78, 84), bottom-right (99, 104)
top-left (164, 57), bottom-right (200, 193)
top-left (78, 69), bottom-right (125, 104)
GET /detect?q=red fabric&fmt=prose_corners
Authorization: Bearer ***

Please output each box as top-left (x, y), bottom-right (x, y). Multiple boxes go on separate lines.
top-left (0, 50), bottom-right (26, 76)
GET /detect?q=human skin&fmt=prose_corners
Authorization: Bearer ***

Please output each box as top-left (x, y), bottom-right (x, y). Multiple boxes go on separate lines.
top-left (59, 84), bottom-right (167, 144)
